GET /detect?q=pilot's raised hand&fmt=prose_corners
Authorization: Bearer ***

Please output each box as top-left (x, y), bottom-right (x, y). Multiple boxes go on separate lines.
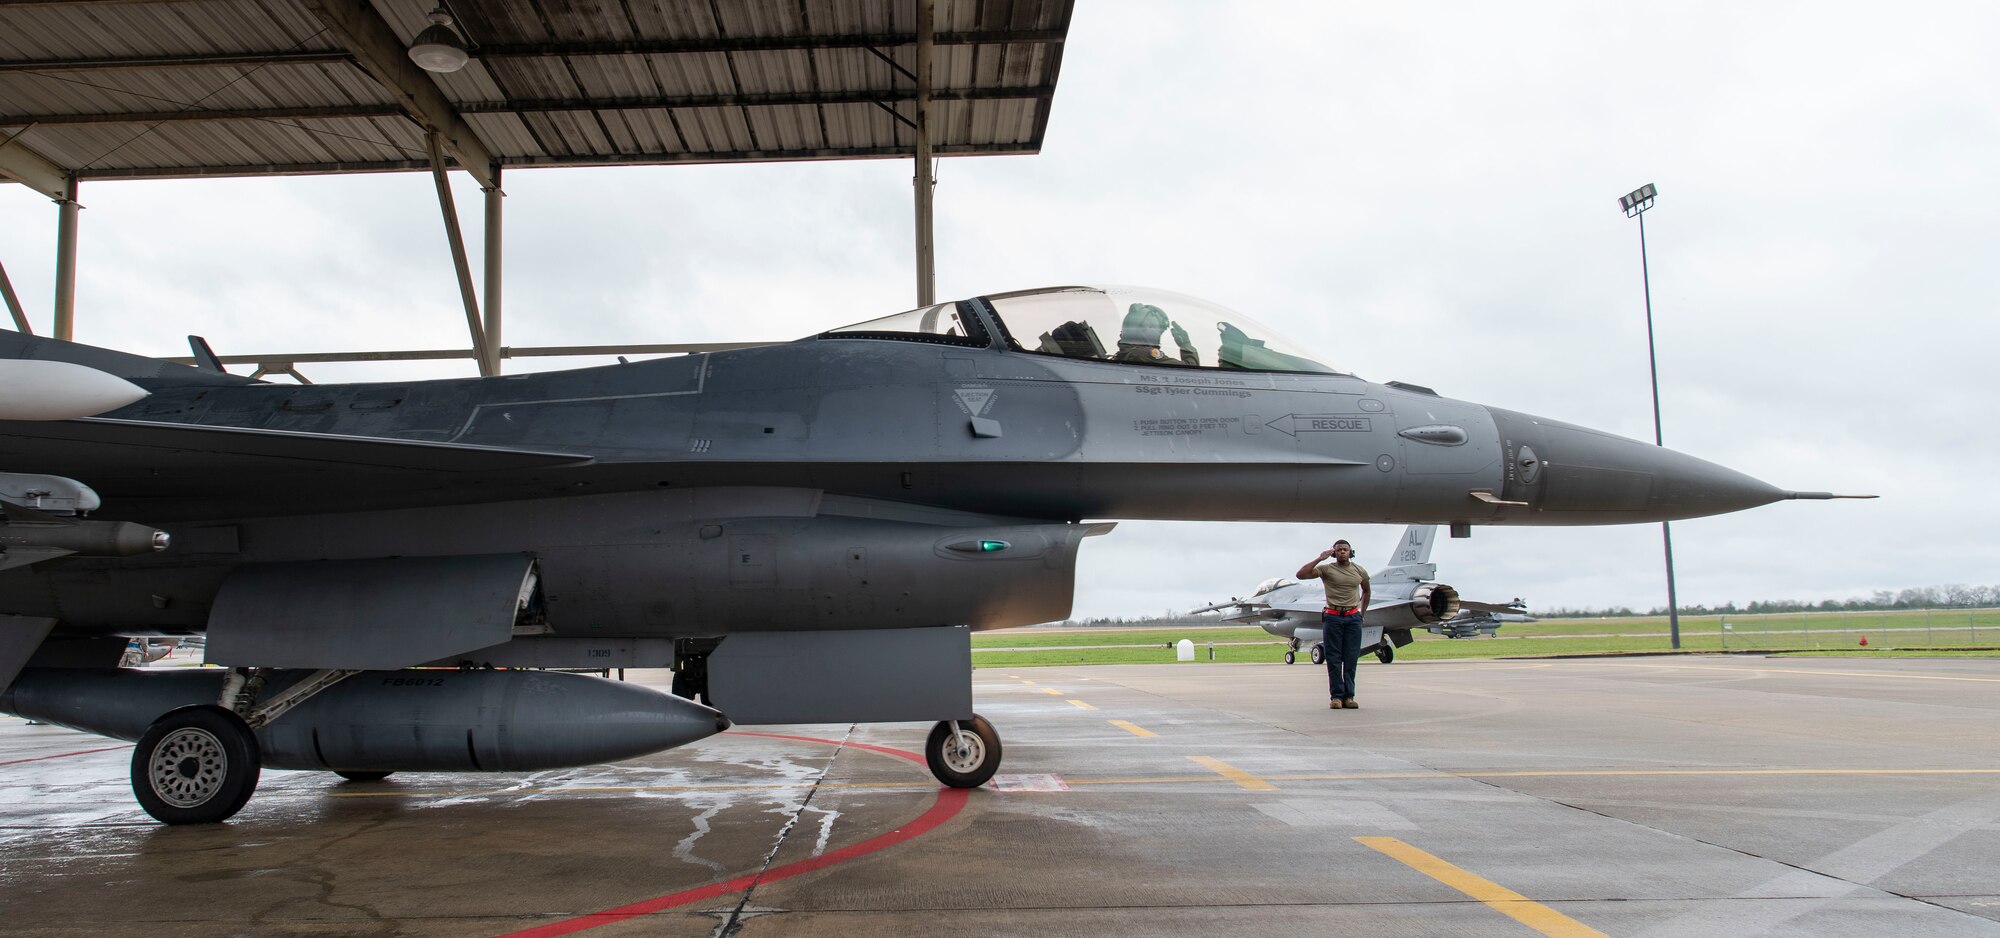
top-left (1169, 321), bottom-right (1200, 365)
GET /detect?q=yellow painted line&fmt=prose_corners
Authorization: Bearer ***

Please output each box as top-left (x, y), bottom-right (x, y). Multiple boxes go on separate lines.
top-left (1020, 679), bottom-right (1037, 685)
top-left (1592, 662), bottom-right (2000, 684)
top-left (1042, 688), bottom-right (1064, 695)
top-left (1108, 719), bottom-right (1154, 736)
top-left (1358, 836), bottom-right (1608, 938)
top-left (1068, 699), bottom-right (1098, 710)
top-left (1188, 755), bottom-right (1276, 791)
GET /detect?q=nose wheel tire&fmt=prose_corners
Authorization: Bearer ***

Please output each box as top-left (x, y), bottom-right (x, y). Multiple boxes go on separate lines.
top-left (1282, 650), bottom-right (1295, 665)
top-left (1309, 643), bottom-right (1325, 666)
top-left (1376, 642), bottom-right (1395, 664)
top-left (334, 770), bottom-right (394, 782)
top-left (925, 714), bottom-right (1002, 789)
top-left (131, 706), bottom-right (261, 825)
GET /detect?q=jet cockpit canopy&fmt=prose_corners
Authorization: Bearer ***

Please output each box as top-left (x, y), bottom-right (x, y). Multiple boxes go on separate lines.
top-left (1252, 576), bottom-right (1297, 597)
top-left (821, 286), bottom-right (1342, 375)
top-left (986, 286), bottom-right (1342, 374)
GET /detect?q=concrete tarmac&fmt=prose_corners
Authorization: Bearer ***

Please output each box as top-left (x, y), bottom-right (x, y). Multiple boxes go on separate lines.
top-left (3, 655), bottom-right (1998, 937)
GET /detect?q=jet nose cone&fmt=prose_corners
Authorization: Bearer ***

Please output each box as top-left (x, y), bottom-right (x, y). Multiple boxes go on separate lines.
top-left (1642, 443), bottom-right (1787, 519)
top-left (1489, 409), bottom-right (1785, 523)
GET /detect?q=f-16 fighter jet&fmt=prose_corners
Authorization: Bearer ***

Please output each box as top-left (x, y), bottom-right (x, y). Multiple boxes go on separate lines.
top-left (0, 285), bottom-right (1862, 824)
top-left (1190, 524), bottom-right (1528, 665)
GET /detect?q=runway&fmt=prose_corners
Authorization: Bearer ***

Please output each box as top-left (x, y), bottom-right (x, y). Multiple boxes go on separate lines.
top-left (4, 655), bottom-right (1998, 937)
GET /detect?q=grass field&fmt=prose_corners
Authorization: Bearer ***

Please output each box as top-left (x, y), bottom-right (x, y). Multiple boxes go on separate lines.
top-left (970, 608), bottom-right (2000, 668)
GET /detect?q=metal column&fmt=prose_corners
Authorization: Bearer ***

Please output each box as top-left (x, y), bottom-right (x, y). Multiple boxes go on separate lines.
top-left (426, 131), bottom-right (496, 376)
top-left (52, 180), bottom-right (79, 341)
top-left (483, 171), bottom-right (503, 374)
top-left (1638, 208), bottom-right (1681, 650)
top-left (912, 0), bottom-right (936, 307)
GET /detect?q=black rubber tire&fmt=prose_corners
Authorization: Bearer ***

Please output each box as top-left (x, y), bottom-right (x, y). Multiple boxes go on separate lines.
top-left (131, 706), bottom-right (261, 825)
top-left (925, 714), bottom-right (1002, 789)
top-left (335, 770), bottom-right (394, 782)
top-left (1309, 643), bottom-right (1325, 666)
top-left (1282, 651), bottom-right (1295, 665)
top-left (1376, 642), bottom-right (1395, 664)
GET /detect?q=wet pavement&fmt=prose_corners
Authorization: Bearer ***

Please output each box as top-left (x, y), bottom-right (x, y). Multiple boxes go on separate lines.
top-left (3, 655), bottom-right (1999, 937)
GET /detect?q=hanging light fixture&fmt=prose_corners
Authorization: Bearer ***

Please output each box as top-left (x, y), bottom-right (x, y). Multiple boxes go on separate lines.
top-left (408, 5), bottom-right (469, 73)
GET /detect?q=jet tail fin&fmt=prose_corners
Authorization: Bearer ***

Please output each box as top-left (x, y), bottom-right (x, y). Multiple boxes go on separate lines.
top-left (1383, 525), bottom-right (1437, 567)
top-left (187, 335), bottom-right (225, 373)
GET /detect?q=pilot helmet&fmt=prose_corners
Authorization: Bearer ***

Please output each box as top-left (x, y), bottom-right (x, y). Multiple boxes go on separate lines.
top-left (1119, 303), bottom-right (1170, 345)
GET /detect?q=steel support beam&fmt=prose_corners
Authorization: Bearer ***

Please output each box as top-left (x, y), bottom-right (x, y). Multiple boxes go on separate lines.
top-left (483, 172), bottom-right (503, 376)
top-left (298, 0), bottom-right (496, 189)
top-left (0, 30), bottom-right (1063, 71)
top-left (0, 105), bottom-right (404, 125)
top-left (61, 142), bottom-right (1039, 182)
top-left (913, 0), bottom-right (936, 307)
top-left (425, 132), bottom-right (495, 376)
top-left (0, 136), bottom-right (71, 201)
top-left (52, 183), bottom-right (78, 341)
top-left (0, 87), bottom-right (1052, 127)
top-left (457, 86), bottom-right (1049, 113)
top-left (0, 258), bottom-right (30, 333)
top-left (0, 51), bottom-right (354, 72)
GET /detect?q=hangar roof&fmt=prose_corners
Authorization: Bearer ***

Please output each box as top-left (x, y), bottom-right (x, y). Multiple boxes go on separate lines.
top-left (0, 0), bottom-right (1073, 196)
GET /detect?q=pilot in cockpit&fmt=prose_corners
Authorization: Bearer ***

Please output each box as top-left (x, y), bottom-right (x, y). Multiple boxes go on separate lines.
top-left (1113, 303), bottom-right (1201, 366)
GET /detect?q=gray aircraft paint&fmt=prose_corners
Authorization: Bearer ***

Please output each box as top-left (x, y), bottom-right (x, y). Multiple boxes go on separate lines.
top-left (0, 286), bottom-right (1837, 812)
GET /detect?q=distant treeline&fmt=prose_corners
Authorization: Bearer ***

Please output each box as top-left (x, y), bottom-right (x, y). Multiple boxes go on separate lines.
top-left (1539, 584), bottom-right (2000, 619)
top-left (1050, 585), bottom-right (2000, 628)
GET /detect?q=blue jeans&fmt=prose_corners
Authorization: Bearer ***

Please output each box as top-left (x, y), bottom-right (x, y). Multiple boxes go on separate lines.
top-left (1322, 611), bottom-right (1364, 700)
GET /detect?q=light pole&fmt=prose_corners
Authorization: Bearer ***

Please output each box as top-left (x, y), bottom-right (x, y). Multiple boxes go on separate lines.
top-left (1620, 183), bottom-right (1681, 650)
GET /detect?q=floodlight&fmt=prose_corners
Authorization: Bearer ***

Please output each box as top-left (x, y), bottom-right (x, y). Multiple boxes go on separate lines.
top-left (408, 6), bottom-right (469, 73)
top-left (1619, 183), bottom-right (1657, 217)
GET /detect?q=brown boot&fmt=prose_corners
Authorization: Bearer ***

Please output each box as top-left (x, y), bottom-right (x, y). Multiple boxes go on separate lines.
top-left (1342, 698), bottom-right (1359, 709)
top-left (1329, 698), bottom-right (1339, 709)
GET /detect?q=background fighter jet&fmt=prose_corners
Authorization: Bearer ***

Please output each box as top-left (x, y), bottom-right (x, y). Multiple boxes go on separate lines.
top-left (0, 285), bottom-right (1851, 824)
top-left (1190, 524), bottom-right (1527, 665)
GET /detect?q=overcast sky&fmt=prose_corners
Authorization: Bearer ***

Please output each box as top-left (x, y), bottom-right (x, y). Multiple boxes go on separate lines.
top-left (3, 1), bottom-right (1993, 621)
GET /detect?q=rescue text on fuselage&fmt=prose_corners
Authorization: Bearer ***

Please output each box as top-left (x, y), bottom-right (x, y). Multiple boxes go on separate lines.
top-left (0, 285), bottom-right (1852, 825)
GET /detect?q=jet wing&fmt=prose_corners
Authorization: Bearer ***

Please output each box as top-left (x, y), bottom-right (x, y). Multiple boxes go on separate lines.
top-left (0, 418), bottom-right (595, 521)
top-left (1457, 598), bottom-right (1528, 614)
top-left (1187, 598), bottom-right (1259, 615)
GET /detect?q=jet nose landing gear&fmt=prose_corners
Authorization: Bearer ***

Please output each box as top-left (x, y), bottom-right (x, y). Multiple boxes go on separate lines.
top-left (925, 714), bottom-right (1002, 788)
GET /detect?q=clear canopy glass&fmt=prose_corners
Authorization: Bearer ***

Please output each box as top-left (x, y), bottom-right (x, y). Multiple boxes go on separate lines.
top-left (822, 302), bottom-right (987, 346)
top-left (984, 286), bottom-right (1340, 374)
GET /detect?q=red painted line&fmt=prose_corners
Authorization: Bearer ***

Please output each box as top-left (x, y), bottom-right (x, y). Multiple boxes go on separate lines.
top-left (731, 730), bottom-right (928, 767)
top-left (0, 744), bottom-right (131, 768)
top-left (492, 733), bottom-right (967, 938)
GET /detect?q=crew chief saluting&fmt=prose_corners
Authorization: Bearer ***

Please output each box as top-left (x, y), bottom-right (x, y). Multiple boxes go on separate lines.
top-left (1298, 539), bottom-right (1371, 710)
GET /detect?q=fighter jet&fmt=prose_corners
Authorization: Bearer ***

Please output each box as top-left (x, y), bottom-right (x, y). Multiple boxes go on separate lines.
top-left (0, 285), bottom-right (1861, 824)
top-left (1190, 524), bottom-right (1527, 665)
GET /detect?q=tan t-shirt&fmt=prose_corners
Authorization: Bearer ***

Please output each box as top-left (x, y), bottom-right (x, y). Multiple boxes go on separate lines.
top-left (1315, 561), bottom-right (1370, 608)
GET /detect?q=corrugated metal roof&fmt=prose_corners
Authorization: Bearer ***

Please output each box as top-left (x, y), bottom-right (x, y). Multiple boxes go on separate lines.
top-left (0, 0), bottom-right (1072, 193)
